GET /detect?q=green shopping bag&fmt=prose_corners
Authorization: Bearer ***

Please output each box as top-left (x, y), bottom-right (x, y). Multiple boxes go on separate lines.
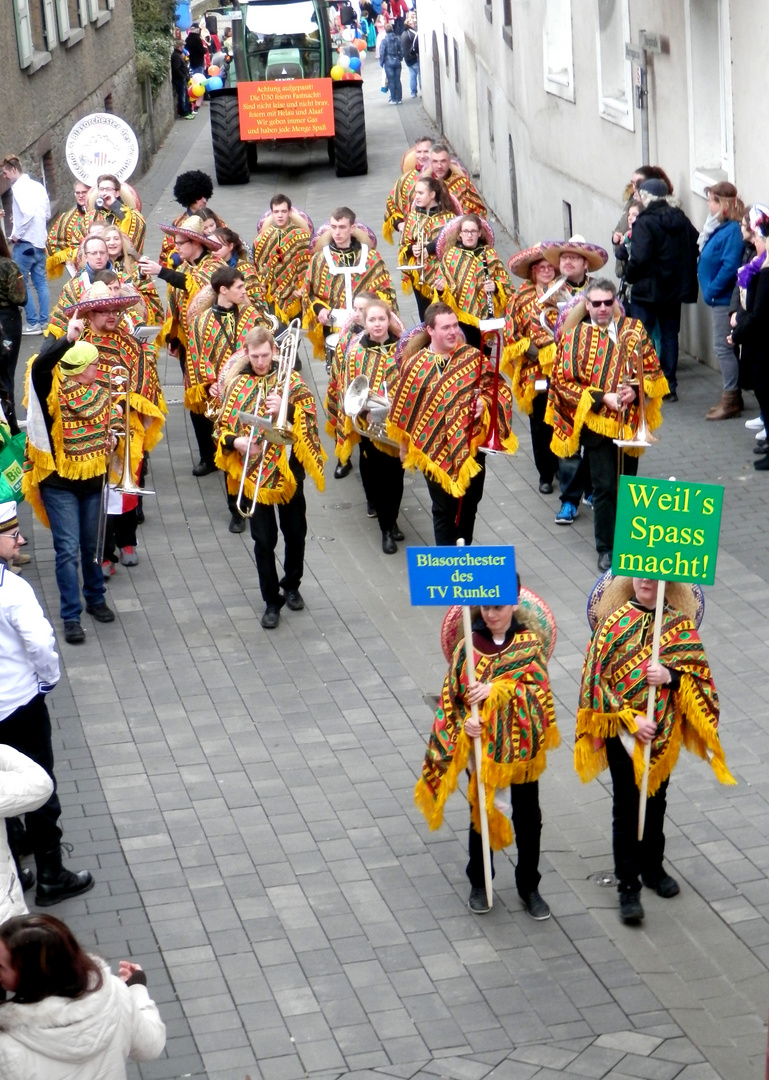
top-left (0, 428), bottom-right (26, 504)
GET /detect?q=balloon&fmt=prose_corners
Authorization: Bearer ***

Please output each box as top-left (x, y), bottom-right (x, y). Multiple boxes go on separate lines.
top-left (191, 83), bottom-right (205, 97)
top-left (330, 65), bottom-right (344, 80)
top-left (207, 76), bottom-right (223, 91)
top-left (355, 39), bottom-right (367, 51)
top-left (339, 54), bottom-right (351, 68)
top-left (349, 56), bottom-right (361, 72)
top-left (192, 73), bottom-right (207, 84)
top-left (207, 65), bottom-right (220, 76)
top-left (342, 27), bottom-right (354, 41)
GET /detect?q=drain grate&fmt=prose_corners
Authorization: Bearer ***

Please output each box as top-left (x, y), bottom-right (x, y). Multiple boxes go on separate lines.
top-left (311, 534), bottom-right (335, 542)
top-left (323, 503), bottom-right (352, 511)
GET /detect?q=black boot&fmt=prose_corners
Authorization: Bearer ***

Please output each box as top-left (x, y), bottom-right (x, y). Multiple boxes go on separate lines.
top-left (35, 846), bottom-right (94, 907)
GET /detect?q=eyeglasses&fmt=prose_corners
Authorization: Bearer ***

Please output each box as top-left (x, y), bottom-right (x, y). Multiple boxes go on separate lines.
top-left (588, 299), bottom-right (614, 308)
top-left (1, 530), bottom-right (20, 541)
top-left (98, 186), bottom-right (118, 194)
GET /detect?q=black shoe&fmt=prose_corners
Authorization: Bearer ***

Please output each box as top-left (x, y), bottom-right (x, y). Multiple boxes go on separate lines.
top-left (520, 889), bottom-right (551, 920)
top-left (538, 481), bottom-right (554, 494)
top-left (192, 460), bottom-right (217, 477)
top-left (755, 455), bottom-right (769, 471)
top-left (261, 596), bottom-right (286, 628)
top-left (642, 873), bottom-right (680, 898)
top-left (366, 501), bottom-right (377, 518)
top-left (391, 523), bottom-right (405, 542)
top-left (35, 846), bottom-right (94, 907)
top-left (382, 531), bottom-right (397, 554)
top-left (284, 589), bottom-right (304, 611)
top-left (19, 867), bottom-right (35, 891)
top-left (468, 886), bottom-right (490, 914)
top-left (597, 551), bottom-right (612, 572)
top-left (334, 460), bottom-right (352, 479)
top-left (85, 603), bottom-right (115, 623)
top-left (136, 497), bottom-right (144, 525)
top-left (63, 620), bottom-right (85, 644)
top-left (619, 889), bottom-right (644, 923)
top-left (229, 512), bottom-right (246, 534)
top-left (664, 391), bottom-right (678, 402)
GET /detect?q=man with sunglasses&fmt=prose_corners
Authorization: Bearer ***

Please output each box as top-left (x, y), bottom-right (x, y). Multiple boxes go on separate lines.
top-left (547, 280), bottom-right (667, 571)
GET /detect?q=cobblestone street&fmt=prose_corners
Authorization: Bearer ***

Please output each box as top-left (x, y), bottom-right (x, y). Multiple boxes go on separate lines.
top-left (15, 78), bottom-right (769, 1080)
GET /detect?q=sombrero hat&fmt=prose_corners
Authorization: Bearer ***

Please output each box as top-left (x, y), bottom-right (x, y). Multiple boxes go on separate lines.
top-left (158, 215), bottom-right (222, 250)
top-left (587, 572), bottom-right (705, 632)
top-left (440, 588), bottom-right (557, 664)
top-left (541, 234), bottom-right (608, 272)
top-left (554, 293), bottom-right (626, 344)
top-left (435, 215), bottom-right (495, 261)
top-left (394, 324), bottom-right (430, 366)
top-left (65, 281), bottom-right (144, 316)
top-left (255, 206), bottom-right (314, 237)
top-left (309, 220), bottom-right (377, 256)
top-left (508, 243), bottom-right (550, 280)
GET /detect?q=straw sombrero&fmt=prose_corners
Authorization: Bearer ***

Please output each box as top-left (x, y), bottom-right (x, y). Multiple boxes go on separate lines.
top-left (157, 215), bottom-right (222, 250)
top-left (435, 215), bottom-right (495, 261)
top-left (507, 243), bottom-right (549, 280)
top-left (541, 234), bottom-right (608, 272)
top-left (394, 324), bottom-right (430, 366)
top-left (440, 588), bottom-right (557, 663)
top-left (309, 220), bottom-right (377, 256)
top-left (65, 281), bottom-right (144, 316)
top-left (586, 572), bottom-right (704, 632)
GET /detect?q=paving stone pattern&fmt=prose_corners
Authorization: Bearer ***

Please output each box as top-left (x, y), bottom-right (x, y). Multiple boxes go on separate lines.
top-left (17, 78), bottom-right (769, 1079)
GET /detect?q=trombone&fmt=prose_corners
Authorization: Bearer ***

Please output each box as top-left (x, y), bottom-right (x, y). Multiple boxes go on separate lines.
top-left (94, 363), bottom-right (155, 564)
top-left (234, 386), bottom-right (266, 519)
top-left (613, 338), bottom-right (658, 450)
top-left (236, 318), bottom-right (302, 447)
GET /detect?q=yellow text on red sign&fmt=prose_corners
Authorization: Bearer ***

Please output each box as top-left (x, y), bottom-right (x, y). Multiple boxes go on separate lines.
top-left (237, 80), bottom-right (335, 140)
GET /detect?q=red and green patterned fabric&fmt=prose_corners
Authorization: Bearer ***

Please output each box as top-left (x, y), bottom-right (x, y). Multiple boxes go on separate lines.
top-left (252, 224), bottom-right (311, 322)
top-left (439, 244), bottom-right (511, 327)
top-left (185, 304), bottom-right (265, 413)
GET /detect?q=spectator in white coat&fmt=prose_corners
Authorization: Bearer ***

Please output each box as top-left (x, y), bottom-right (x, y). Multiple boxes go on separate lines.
top-left (0, 747), bottom-right (53, 920)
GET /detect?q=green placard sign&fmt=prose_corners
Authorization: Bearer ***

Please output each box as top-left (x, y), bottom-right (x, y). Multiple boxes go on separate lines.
top-left (612, 476), bottom-right (724, 584)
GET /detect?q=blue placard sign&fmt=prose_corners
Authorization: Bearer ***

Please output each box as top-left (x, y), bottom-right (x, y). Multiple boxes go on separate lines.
top-left (407, 546), bottom-right (518, 606)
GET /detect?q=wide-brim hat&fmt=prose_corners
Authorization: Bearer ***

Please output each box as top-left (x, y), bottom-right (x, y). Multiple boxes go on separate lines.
top-left (309, 220), bottom-right (377, 256)
top-left (394, 324), bottom-right (430, 366)
top-left (440, 588), bottom-right (558, 664)
top-left (541, 234), bottom-right (608, 272)
top-left (554, 294), bottom-right (626, 343)
top-left (158, 215), bottom-right (222, 250)
top-left (508, 243), bottom-right (550, 280)
top-left (255, 207), bottom-right (313, 236)
top-left (65, 282), bottom-right (144, 316)
top-left (587, 572), bottom-right (705, 632)
top-left (435, 215), bottom-right (495, 261)
top-left (86, 183), bottom-right (141, 213)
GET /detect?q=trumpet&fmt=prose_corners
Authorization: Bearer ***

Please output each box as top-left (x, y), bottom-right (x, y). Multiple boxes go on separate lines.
top-left (399, 212), bottom-right (426, 286)
top-left (613, 335), bottom-right (658, 449)
top-left (343, 375), bottom-right (400, 448)
top-left (234, 386), bottom-right (265, 519)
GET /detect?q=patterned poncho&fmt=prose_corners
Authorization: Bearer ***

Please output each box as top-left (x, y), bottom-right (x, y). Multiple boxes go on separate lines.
top-left (383, 167), bottom-right (420, 244)
top-left (575, 601), bottom-right (734, 795)
top-left (185, 304), bottom-right (266, 413)
top-left (45, 205), bottom-right (88, 278)
top-left (215, 368), bottom-right (325, 505)
top-left (46, 271), bottom-right (150, 340)
top-left (439, 169), bottom-right (486, 217)
top-left (252, 224), bottom-right (311, 322)
top-left (503, 282), bottom-right (558, 414)
top-left (439, 244), bottom-right (511, 327)
top-left (415, 620), bottom-right (559, 850)
top-left (324, 319), bottom-right (362, 440)
top-left (87, 328), bottom-right (167, 462)
top-left (398, 206), bottom-right (455, 299)
top-left (161, 252), bottom-right (223, 348)
top-left (159, 211), bottom-right (226, 264)
top-left (387, 343), bottom-right (516, 496)
top-left (546, 315), bottom-right (667, 458)
top-left (85, 206), bottom-right (147, 255)
top-left (332, 336), bottom-right (401, 463)
top-left (303, 242), bottom-right (396, 358)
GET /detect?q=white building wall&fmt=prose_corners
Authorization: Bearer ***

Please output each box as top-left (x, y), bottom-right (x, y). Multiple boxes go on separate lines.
top-left (417, 0), bottom-right (769, 365)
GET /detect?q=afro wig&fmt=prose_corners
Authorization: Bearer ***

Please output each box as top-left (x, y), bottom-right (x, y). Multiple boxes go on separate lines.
top-left (173, 170), bottom-right (214, 208)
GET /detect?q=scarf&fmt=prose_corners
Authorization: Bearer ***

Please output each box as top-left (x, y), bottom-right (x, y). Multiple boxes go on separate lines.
top-left (737, 250), bottom-right (766, 290)
top-left (698, 212), bottom-right (721, 253)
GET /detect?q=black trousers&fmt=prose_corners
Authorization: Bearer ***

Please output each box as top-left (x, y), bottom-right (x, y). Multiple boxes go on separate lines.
top-left (0, 694), bottom-right (62, 858)
top-left (358, 437), bottom-right (403, 532)
top-left (179, 350), bottom-right (216, 464)
top-left (466, 780), bottom-right (542, 895)
top-left (104, 508), bottom-right (138, 562)
top-left (606, 736), bottom-right (668, 894)
top-left (414, 289), bottom-right (432, 323)
top-left (0, 306), bottom-right (22, 434)
top-left (249, 459), bottom-right (306, 604)
top-left (582, 431), bottom-right (638, 555)
top-left (529, 391), bottom-right (557, 485)
top-left (426, 454), bottom-right (486, 545)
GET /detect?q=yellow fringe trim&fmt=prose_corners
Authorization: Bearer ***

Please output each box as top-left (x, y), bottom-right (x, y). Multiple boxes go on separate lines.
top-left (538, 341), bottom-right (556, 378)
top-left (21, 474), bottom-right (50, 528)
top-left (401, 276), bottom-right (413, 296)
top-left (273, 296), bottom-right (301, 324)
top-left (574, 736), bottom-right (608, 785)
top-left (392, 428), bottom-right (482, 498)
top-left (44, 324), bottom-right (65, 340)
top-left (129, 394), bottom-right (166, 456)
top-left (440, 288), bottom-right (483, 329)
top-left (302, 311), bottom-right (326, 359)
top-left (46, 249), bottom-right (72, 279)
top-left (501, 337), bottom-right (529, 382)
top-left (184, 382), bottom-right (209, 414)
top-left (414, 728), bottom-right (472, 832)
top-left (291, 412), bottom-right (327, 492)
top-left (157, 314), bottom-right (173, 348)
top-left (677, 675), bottom-right (736, 786)
top-left (551, 390), bottom-right (603, 458)
top-left (383, 218), bottom-right (396, 246)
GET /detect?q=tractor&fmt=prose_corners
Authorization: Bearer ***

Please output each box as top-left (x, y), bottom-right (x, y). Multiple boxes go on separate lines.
top-left (206, 0), bottom-right (368, 183)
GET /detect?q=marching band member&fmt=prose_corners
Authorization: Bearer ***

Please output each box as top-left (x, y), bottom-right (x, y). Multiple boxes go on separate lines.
top-left (209, 227), bottom-right (270, 318)
top-left (252, 195), bottom-right (313, 327)
top-left (436, 215), bottom-right (511, 348)
top-left (101, 225), bottom-right (164, 325)
top-left (422, 143), bottom-right (486, 217)
top-left (334, 300), bottom-right (405, 553)
top-left (45, 233), bottom-right (112, 338)
top-left (503, 244), bottom-right (559, 495)
top-left (159, 170), bottom-right (223, 264)
top-left (45, 178), bottom-right (90, 279)
top-left (383, 135), bottom-right (432, 243)
top-left (84, 174), bottom-right (147, 254)
top-left (546, 279), bottom-right (666, 571)
top-left (304, 208), bottom-right (396, 359)
top-left (398, 176), bottom-right (458, 322)
top-left (214, 328), bottom-right (325, 629)
top-left (387, 302), bottom-right (516, 545)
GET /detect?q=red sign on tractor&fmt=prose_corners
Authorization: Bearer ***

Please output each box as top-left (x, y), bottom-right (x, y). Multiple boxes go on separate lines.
top-left (237, 79), bottom-right (336, 140)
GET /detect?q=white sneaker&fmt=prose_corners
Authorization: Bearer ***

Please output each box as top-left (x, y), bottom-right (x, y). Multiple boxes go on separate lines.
top-left (745, 416), bottom-right (765, 430)
top-left (756, 428), bottom-right (767, 441)
top-left (22, 324), bottom-right (43, 335)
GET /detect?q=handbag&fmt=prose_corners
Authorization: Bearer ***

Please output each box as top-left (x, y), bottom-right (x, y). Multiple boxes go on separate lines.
top-left (0, 424), bottom-right (26, 504)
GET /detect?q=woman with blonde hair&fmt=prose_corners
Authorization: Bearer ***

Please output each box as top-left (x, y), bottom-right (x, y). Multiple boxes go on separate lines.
top-left (697, 181), bottom-right (746, 420)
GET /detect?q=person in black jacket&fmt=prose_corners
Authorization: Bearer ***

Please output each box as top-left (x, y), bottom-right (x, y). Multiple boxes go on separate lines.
top-left (379, 25), bottom-right (404, 105)
top-left (170, 42), bottom-right (192, 119)
top-left (625, 178), bottom-right (699, 402)
top-left (730, 205), bottom-right (769, 471)
top-left (400, 13), bottom-right (420, 98)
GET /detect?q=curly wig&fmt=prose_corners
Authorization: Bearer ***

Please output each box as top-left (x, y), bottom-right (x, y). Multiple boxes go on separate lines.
top-left (173, 170), bottom-right (214, 208)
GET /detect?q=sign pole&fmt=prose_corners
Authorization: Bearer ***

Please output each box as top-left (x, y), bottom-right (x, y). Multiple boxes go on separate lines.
top-left (460, 603), bottom-right (493, 909)
top-left (638, 580), bottom-right (666, 840)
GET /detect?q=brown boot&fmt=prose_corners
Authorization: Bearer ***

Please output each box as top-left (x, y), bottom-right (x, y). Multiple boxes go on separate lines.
top-left (705, 390), bottom-right (741, 421)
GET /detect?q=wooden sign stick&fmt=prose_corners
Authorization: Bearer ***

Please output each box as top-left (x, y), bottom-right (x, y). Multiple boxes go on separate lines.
top-left (461, 603), bottom-right (493, 909)
top-left (638, 580), bottom-right (666, 841)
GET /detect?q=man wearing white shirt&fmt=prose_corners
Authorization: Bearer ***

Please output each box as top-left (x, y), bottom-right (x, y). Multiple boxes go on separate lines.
top-left (0, 501), bottom-right (94, 905)
top-left (1, 154), bottom-right (51, 335)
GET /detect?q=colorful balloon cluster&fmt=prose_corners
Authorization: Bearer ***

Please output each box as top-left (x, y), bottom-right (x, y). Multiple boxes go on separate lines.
top-left (188, 69), bottom-right (223, 96)
top-left (330, 47), bottom-right (364, 81)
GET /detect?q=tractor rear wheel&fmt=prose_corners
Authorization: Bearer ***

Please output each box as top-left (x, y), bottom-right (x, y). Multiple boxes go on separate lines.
top-left (210, 94), bottom-right (250, 185)
top-left (332, 83), bottom-right (368, 177)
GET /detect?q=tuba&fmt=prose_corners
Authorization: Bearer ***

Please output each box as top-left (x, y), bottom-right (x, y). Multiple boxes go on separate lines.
top-left (343, 375), bottom-right (400, 448)
top-left (613, 334), bottom-right (658, 448)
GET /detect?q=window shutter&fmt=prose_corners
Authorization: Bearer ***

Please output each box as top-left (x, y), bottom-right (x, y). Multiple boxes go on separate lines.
top-left (42, 0), bottom-right (58, 47)
top-left (87, 0), bottom-right (99, 20)
top-left (14, 0), bottom-right (33, 68)
top-left (55, 0), bottom-right (70, 39)
top-left (106, 0), bottom-right (115, 8)
top-left (78, 0), bottom-right (88, 25)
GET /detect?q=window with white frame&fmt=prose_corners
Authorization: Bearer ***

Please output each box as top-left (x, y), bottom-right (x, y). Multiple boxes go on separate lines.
top-left (596, 0), bottom-right (633, 130)
top-left (55, 0), bottom-right (86, 44)
top-left (14, 0), bottom-right (57, 69)
top-left (543, 0), bottom-right (574, 102)
top-left (684, 0), bottom-right (734, 195)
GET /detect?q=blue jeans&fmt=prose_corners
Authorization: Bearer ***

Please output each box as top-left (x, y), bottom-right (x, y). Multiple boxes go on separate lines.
top-left (385, 60), bottom-right (402, 103)
top-left (630, 298), bottom-right (681, 393)
top-left (40, 484), bottom-right (106, 621)
top-left (12, 242), bottom-right (49, 327)
top-left (406, 61), bottom-right (420, 96)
